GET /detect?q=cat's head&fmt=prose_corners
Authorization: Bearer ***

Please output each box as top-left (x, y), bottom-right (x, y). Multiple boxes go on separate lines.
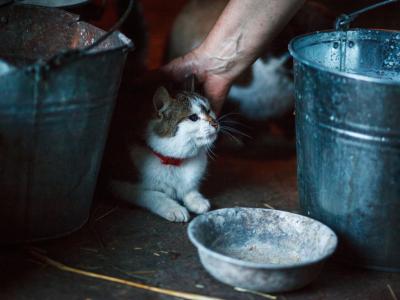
top-left (147, 86), bottom-right (219, 157)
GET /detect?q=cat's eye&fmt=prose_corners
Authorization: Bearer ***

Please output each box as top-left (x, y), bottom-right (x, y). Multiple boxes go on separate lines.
top-left (188, 114), bottom-right (199, 122)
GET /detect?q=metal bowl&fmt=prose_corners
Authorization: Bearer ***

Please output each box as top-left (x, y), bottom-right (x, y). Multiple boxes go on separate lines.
top-left (188, 208), bottom-right (338, 293)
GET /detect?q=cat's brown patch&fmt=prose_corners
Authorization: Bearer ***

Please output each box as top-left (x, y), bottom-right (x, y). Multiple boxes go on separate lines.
top-left (153, 91), bottom-right (195, 137)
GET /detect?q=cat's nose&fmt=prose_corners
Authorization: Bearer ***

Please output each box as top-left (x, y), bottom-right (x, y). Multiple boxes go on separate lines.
top-left (206, 116), bottom-right (219, 129)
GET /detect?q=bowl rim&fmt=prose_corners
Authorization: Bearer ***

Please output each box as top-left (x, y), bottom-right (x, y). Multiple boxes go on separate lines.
top-left (288, 28), bottom-right (400, 86)
top-left (188, 207), bottom-right (338, 270)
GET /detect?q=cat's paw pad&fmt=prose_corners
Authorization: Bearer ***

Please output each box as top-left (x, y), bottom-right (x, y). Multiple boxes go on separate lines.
top-left (184, 193), bottom-right (210, 214)
top-left (161, 205), bottom-right (190, 222)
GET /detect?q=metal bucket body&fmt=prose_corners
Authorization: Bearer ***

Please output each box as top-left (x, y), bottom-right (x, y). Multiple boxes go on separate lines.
top-left (0, 5), bottom-right (131, 242)
top-left (289, 29), bottom-right (400, 271)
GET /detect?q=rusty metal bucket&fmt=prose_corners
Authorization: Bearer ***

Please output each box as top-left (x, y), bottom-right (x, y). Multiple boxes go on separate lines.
top-left (289, 1), bottom-right (400, 271)
top-left (0, 5), bottom-right (132, 243)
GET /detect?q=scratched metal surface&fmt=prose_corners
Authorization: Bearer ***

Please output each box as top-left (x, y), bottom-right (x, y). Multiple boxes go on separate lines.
top-left (188, 208), bottom-right (337, 293)
top-left (290, 29), bottom-right (400, 271)
top-left (0, 5), bottom-right (131, 242)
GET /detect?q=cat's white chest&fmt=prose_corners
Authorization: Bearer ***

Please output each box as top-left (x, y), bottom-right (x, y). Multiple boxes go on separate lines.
top-left (138, 148), bottom-right (207, 197)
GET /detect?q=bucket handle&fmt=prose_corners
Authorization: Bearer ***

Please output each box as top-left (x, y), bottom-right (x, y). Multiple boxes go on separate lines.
top-left (26, 0), bottom-right (134, 74)
top-left (335, 0), bottom-right (398, 30)
top-left (82, 0), bottom-right (134, 52)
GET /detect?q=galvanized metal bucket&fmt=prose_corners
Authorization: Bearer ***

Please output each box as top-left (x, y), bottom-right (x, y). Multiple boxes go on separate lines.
top-left (0, 5), bottom-right (132, 243)
top-left (289, 10), bottom-right (400, 271)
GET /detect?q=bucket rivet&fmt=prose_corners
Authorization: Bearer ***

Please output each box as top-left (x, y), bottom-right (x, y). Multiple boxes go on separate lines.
top-left (348, 41), bottom-right (355, 48)
top-left (333, 42), bottom-right (339, 49)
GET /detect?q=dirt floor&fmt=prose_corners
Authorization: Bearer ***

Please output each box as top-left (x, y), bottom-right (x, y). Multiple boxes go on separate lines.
top-left (1, 1), bottom-right (400, 299)
top-left (1, 147), bottom-right (400, 300)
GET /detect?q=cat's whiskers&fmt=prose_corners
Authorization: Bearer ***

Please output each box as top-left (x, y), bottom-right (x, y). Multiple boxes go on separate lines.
top-left (206, 143), bottom-right (217, 160)
top-left (220, 128), bottom-right (242, 144)
top-left (219, 119), bottom-right (251, 129)
top-left (220, 125), bottom-right (252, 139)
top-left (205, 145), bottom-right (216, 161)
top-left (218, 114), bottom-right (253, 143)
top-left (203, 143), bottom-right (212, 159)
top-left (199, 130), bottom-right (217, 161)
top-left (217, 112), bottom-right (241, 122)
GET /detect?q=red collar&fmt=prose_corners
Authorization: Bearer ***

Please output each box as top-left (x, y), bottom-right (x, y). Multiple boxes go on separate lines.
top-left (149, 148), bottom-right (184, 166)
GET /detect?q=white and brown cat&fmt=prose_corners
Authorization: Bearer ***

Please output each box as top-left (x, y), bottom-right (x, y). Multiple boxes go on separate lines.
top-left (110, 86), bottom-right (219, 222)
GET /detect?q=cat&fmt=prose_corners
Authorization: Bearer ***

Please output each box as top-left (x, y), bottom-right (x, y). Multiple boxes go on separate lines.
top-left (110, 86), bottom-right (219, 222)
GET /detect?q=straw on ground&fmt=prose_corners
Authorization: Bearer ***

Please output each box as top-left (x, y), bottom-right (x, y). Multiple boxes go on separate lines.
top-left (388, 284), bottom-right (398, 300)
top-left (30, 250), bottom-right (224, 300)
top-left (234, 287), bottom-right (277, 299)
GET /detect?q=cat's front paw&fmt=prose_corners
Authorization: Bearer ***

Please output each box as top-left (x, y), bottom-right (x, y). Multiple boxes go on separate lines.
top-left (160, 204), bottom-right (190, 222)
top-left (183, 191), bottom-right (211, 214)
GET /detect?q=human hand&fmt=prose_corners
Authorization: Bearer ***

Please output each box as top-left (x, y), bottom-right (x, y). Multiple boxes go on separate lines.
top-left (161, 47), bottom-right (234, 115)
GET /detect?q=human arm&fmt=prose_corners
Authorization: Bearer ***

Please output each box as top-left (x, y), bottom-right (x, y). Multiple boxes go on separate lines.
top-left (163, 0), bottom-right (305, 113)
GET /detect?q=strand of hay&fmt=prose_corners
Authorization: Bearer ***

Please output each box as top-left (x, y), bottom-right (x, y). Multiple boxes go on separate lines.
top-left (234, 287), bottom-right (277, 299)
top-left (30, 250), bottom-right (224, 300)
top-left (388, 284), bottom-right (398, 300)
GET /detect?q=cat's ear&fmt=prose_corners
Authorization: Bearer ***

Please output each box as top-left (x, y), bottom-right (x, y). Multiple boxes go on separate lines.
top-left (153, 86), bottom-right (172, 117)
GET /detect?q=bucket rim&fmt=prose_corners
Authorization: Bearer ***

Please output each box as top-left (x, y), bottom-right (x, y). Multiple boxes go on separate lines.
top-left (0, 3), bottom-right (133, 78)
top-left (0, 29), bottom-right (133, 78)
top-left (288, 28), bottom-right (400, 86)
